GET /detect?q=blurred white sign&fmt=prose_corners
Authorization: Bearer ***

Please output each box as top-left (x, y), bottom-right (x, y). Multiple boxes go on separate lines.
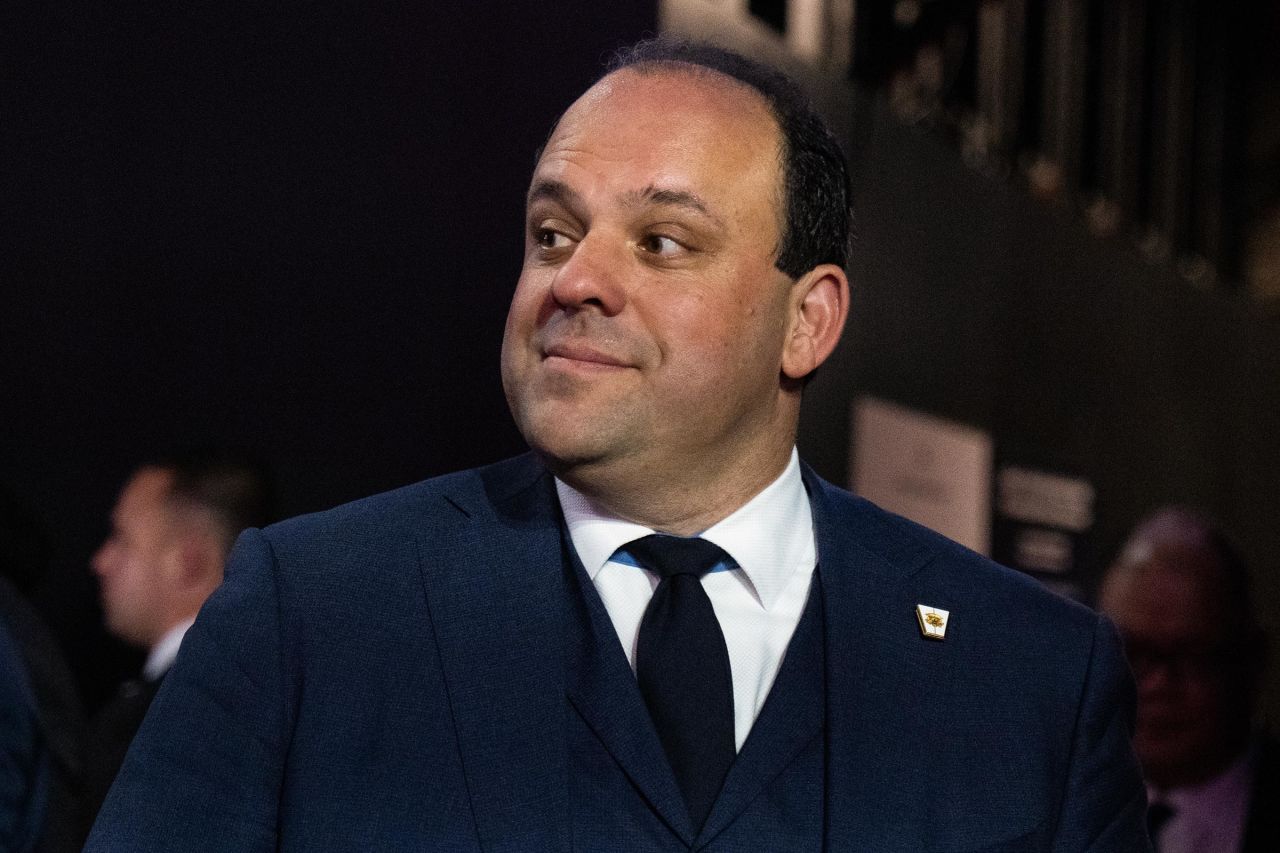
top-left (850, 397), bottom-right (993, 555)
top-left (997, 466), bottom-right (1095, 533)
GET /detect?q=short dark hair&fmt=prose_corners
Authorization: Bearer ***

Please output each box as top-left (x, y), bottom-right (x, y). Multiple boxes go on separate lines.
top-left (148, 448), bottom-right (274, 553)
top-left (607, 37), bottom-right (853, 279)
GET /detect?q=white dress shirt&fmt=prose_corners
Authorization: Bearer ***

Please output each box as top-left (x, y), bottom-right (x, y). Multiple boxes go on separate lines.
top-left (1149, 745), bottom-right (1256, 853)
top-left (142, 617), bottom-right (195, 682)
top-left (556, 449), bottom-right (817, 751)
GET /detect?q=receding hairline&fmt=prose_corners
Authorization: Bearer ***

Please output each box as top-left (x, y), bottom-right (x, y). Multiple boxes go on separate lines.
top-left (605, 58), bottom-right (768, 94)
top-left (130, 465), bottom-right (212, 527)
top-left (593, 62), bottom-right (780, 136)
top-left (1103, 507), bottom-right (1257, 636)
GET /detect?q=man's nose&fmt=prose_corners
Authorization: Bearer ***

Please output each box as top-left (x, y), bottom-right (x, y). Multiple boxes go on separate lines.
top-left (549, 234), bottom-right (627, 316)
top-left (91, 542), bottom-right (114, 577)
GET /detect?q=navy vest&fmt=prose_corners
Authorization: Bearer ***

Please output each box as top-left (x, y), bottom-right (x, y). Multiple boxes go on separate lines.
top-left (562, 538), bottom-right (826, 851)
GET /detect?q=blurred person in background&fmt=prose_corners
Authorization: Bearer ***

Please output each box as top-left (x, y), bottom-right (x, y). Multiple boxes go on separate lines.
top-left (0, 485), bottom-right (83, 853)
top-left (1100, 507), bottom-right (1278, 852)
top-left (0, 613), bottom-right (46, 853)
top-left (79, 449), bottom-right (271, 841)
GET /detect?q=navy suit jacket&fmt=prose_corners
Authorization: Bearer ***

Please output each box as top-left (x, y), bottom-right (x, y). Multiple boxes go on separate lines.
top-left (87, 454), bottom-right (1150, 851)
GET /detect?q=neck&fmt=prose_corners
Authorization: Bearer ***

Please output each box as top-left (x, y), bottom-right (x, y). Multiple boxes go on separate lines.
top-left (555, 444), bottom-right (795, 536)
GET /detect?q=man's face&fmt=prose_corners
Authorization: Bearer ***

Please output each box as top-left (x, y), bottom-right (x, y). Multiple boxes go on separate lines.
top-left (1099, 548), bottom-right (1254, 788)
top-left (501, 68), bottom-right (799, 497)
top-left (92, 468), bottom-right (180, 648)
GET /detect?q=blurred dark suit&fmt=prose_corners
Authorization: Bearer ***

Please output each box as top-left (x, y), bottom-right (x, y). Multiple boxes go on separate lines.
top-left (0, 577), bottom-right (83, 853)
top-left (77, 676), bottom-right (163, 843)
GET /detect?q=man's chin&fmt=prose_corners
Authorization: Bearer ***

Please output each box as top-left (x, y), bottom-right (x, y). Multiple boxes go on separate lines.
top-left (529, 442), bottom-right (607, 478)
top-left (526, 433), bottom-right (645, 496)
top-left (515, 402), bottom-right (626, 464)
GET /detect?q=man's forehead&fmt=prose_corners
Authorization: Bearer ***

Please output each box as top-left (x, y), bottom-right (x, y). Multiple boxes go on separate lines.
top-left (546, 66), bottom-right (778, 156)
top-left (531, 67), bottom-right (784, 221)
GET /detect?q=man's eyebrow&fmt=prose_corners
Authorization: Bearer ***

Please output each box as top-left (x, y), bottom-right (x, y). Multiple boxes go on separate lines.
top-left (527, 179), bottom-right (578, 209)
top-left (624, 186), bottom-right (724, 226)
top-left (527, 180), bottom-right (726, 228)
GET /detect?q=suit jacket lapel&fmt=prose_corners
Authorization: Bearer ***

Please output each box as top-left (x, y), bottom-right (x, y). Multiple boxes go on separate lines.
top-left (805, 465), bottom-right (951, 851)
top-left (416, 456), bottom-right (569, 852)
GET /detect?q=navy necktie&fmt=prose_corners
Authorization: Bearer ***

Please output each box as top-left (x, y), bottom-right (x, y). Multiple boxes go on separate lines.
top-left (625, 534), bottom-right (736, 832)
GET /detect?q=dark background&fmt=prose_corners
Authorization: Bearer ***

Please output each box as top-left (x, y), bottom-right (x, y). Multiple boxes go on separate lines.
top-left (3, 1), bottom-right (658, 709)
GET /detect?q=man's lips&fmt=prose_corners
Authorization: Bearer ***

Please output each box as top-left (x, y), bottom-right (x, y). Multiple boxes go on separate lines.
top-left (542, 341), bottom-right (631, 369)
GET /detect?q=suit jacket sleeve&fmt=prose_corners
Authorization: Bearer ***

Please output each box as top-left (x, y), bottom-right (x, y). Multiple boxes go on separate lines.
top-left (1052, 615), bottom-right (1152, 852)
top-left (85, 528), bottom-right (291, 852)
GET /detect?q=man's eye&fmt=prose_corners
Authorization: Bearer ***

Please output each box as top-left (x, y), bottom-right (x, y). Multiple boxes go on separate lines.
top-left (639, 234), bottom-right (681, 256)
top-left (535, 229), bottom-right (572, 250)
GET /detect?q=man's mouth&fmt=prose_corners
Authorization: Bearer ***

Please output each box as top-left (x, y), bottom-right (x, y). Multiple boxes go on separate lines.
top-left (542, 341), bottom-right (630, 369)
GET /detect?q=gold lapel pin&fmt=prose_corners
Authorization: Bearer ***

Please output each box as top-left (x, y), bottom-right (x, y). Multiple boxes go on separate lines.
top-left (916, 604), bottom-right (950, 640)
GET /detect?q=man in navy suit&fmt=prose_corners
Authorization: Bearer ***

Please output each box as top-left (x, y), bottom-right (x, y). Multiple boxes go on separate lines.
top-left (88, 39), bottom-right (1150, 851)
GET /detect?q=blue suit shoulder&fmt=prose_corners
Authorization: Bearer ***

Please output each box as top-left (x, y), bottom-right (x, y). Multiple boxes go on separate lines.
top-left (808, 470), bottom-right (1101, 652)
top-left (810, 471), bottom-right (1150, 850)
top-left (257, 454), bottom-right (543, 554)
top-left (229, 454), bottom-right (546, 608)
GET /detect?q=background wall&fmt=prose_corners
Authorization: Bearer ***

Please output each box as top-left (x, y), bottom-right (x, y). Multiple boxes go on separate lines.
top-left (2, 1), bottom-right (658, 708)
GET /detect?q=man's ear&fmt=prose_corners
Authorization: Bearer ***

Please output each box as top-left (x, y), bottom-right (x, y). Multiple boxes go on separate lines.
top-left (165, 527), bottom-right (221, 589)
top-left (781, 263), bottom-right (849, 381)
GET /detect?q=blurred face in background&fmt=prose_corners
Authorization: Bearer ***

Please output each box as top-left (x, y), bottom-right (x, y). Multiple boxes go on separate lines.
top-left (1099, 540), bottom-right (1259, 789)
top-left (92, 467), bottom-right (181, 649)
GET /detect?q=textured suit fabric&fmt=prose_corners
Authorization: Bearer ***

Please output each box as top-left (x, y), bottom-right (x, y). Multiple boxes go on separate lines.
top-left (86, 454), bottom-right (1152, 851)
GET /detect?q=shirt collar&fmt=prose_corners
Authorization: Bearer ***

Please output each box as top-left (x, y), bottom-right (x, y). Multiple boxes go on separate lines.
top-left (143, 616), bottom-right (196, 681)
top-left (555, 449), bottom-right (814, 611)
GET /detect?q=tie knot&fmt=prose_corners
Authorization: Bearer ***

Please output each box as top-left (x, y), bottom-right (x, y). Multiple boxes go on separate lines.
top-left (623, 534), bottom-right (731, 580)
